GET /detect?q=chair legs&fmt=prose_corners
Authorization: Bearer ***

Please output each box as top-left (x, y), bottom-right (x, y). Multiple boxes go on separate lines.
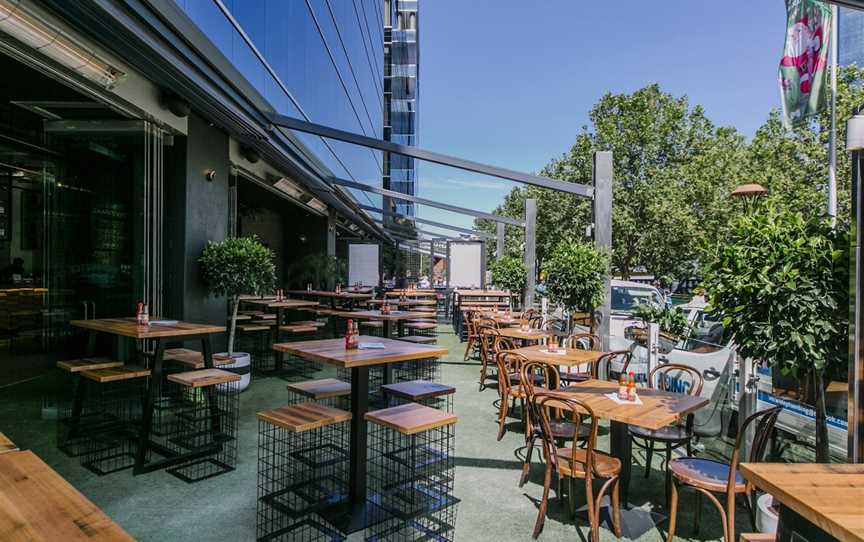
top-left (667, 481), bottom-right (732, 542)
top-left (532, 462), bottom-right (553, 538)
top-left (520, 431), bottom-right (537, 487)
top-left (643, 438), bottom-right (654, 478)
top-left (463, 335), bottom-right (475, 361)
top-left (496, 394), bottom-right (509, 441)
top-left (666, 481), bottom-right (679, 542)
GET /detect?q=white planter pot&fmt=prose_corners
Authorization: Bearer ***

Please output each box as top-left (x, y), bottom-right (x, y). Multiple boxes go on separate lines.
top-left (215, 352), bottom-right (251, 392)
top-left (756, 493), bottom-right (778, 534)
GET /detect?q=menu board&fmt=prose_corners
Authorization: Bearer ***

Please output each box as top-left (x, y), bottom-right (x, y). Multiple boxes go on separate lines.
top-left (448, 241), bottom-right (484, 288)
top-left (348, 243), bottom-right (380, 286)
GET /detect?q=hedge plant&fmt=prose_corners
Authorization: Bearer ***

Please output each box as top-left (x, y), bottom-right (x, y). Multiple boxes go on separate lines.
top-left (542, 239), bottom-right (609, 327)
top-left (489, 255), bottom-right (526, 297)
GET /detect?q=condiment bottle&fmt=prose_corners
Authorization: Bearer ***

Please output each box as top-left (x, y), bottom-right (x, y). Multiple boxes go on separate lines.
top-left (345, 319), bottom-right (354, 349)
top-left (141, 304), bottom-right (150, 326)
top-left (136, 302), bottom-right (144, 325)
top-left (628, 371), bottom-right (637, 401)
top-left (618, 374), bottom-right (628, 400)
top-left (352, 321), bottom-right (360, 348)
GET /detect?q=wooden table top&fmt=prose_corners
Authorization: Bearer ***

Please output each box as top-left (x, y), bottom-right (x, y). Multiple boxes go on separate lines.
top-left (366, 299), bottom-right (428, 306)
top-left (240, 298), bottom-right (319, 309)
top-left (496, 327), bottom-right (553, 341)
top-left (285, 289), bottom-right (372, 299)
top-left (70, 318), bottom-right (225, 339)
top-left (347, 310), bottom-right (431, 321)
top-left (455, 289), bottom-right (513, 297)
top-left (550, 379), bottom-right (708, 431)
top-left (481, 314), bottom-right (526, 325)
top-left (273, 336), bottom-right (448, 368)
top-left (740, 462), bottom-right (864, 542)
top-left (0, 450), bottom-right (134, 541)
top-left (512, 345), bottom-right (608, 368)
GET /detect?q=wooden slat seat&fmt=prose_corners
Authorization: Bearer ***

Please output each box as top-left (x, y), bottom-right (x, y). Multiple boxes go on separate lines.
top-left (405, 322), bottom-right (437, 330)
top-left (292, 320), bottom-right (326, 328)
top-left (257, 402), bottom-right (351, 433)
top-left (397, 335), bottom-right (436, 345)
top-left (233, 314), bottom-right (252, 321)
top-left (279, 324), bottom-right (318, 333)
top-left (365, 403), bottom-right (457, 435)
top-left (359, 320), bottom-right (384, 328)
top-left (0, 432), bottom-right (17, 455)
top-left (239, 325), bottom-right (270, 332)
top-left (381, 380), bottom-right (455, 402)
top-left (255, 314), bottom-right (276, 320)
top-left (286, 378), bottom-right (351, 400)
top-left (167, 368), bottom-right (240, 388)
top-left (56, 357), bottom-right (123, 373)
top-left (164, 349), bottom-right (234, 370)
top-left (81, 366), bottom-right (151, 383)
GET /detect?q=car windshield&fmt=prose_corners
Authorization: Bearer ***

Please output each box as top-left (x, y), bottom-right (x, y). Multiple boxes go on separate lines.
top-left (611, 286), bottom-right (662, 312)
top-left (679, 310), bottom-right (731, 353)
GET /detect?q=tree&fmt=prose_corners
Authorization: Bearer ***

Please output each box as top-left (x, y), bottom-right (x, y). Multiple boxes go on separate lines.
top-left (700, 200), bottom-right (848, 461)
top-left (488, 255), bottom-right (526, 298)
top-left (542, 239), bottom-right (609, 327)
top-left (199, 236), bottom-right (276, 355)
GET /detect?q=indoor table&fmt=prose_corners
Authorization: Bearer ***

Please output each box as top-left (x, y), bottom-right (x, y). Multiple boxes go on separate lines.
top-left (70, 318), bottom-right (225, 474)
top-left (272, 336), bottom-right (448, 533)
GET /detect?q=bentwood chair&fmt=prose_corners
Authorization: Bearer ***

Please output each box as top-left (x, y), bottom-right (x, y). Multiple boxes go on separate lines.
top-left (666, 406), bottom-right (781, 542)
top-left (557, 333), bottom-right (601, 384)
top-left (494, 351), bottom-right (530, 440)
top-left (528, 314), bottom-right (544, 329)
top-left (477, 323), bottom-right (500, 391)
top-left (630, 363), bottom-right (703, 506)
top-left (591, 350), bottom-right (632, 382)
top-left (531, 393), bottom-right (622, 541)
top-left (462, 310), bottom-right (481, 360)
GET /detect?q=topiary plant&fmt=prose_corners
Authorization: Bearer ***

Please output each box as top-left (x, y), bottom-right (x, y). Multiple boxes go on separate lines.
top-left (542, 239), bottom-right (610, 327)
top-left (488, 255), bottom-right (526, 297)
top-left (199, 236), bottom-right (276, 355)
top-left (632, 303), bottom-right (690, 338)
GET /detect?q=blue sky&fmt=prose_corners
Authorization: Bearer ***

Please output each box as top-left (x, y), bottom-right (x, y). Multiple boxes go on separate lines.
top-left (415, 0), bottom-right (789, 233)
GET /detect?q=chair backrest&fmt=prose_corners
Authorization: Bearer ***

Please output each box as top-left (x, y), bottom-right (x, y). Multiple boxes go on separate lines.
top-left (592, 350), bottom-right (632, 381)
top-left (493, 335), bottom-right (518, 354)
top-left (727, 406), bottom-right (782, 492)
top-left (528, 314), bottom-right (544, 329)
top-left (648, 363), bottom-right (704, 396)
top-left (542, 318), bottom-right (567, 333)
top-left (478, 325), bottom-right (500, 366)
top-left (564, 333), bottom-right (600, 351)
top-left (522, 308), bottom-right (537, 320)
top-left (495, 351), bottom-right (528, 398)
top-left (533, 392), bottom-right (602, 477)
top-left (519, 360), bottom-right (560, 404)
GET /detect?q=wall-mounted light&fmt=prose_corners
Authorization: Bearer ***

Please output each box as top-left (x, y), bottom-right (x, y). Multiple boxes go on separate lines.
top-left (204, 169), bottom-right (216, 182)
top-left (0, 0), bottom-right (126, 88)
top-left (240, 144), bottom-right (260, 164)
top-left (161, 89), bottom-right (190, 118)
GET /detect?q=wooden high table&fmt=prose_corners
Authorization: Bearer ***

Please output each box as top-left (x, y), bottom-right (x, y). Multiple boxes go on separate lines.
top-left (284, 289), bottom-right (372, 309)
top-left (272, 337), bottom-right (448, 533)
top-left (0, 450), bottom-right (134, 540)
top-left (496, 326), bottom-right (553, 344)
top-left (239, 297), bottom-right (320, 367)
top-left (512, 344), bottom-right (607, 369)
top-left (70, 318), bottom-right (225, 474)
top-left (551, 378), bottom-right (708, 537)
top-left (740, 463), bottom-right (864, 542)
top-left (346, 309), bottom-right (431, 338)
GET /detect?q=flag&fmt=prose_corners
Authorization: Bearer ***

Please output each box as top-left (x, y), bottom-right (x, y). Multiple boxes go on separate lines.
top-left (779, 0), bottom-right (833, 128)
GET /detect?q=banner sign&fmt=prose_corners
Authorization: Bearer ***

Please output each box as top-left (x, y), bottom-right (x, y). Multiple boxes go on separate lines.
top-left (779, 0), bottom-right (833, 127)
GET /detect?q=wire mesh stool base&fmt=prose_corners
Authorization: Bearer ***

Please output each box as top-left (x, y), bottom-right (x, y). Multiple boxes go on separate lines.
top-left (164, 380), bottom-right (240, 483)
top-left (366, 420), bottom-right (457, 541)
top-left (257, 417), bottom-right (350, 541)
top-left (393, 358), bottom-right (440, 383)
top-left (337, 366), bottom-right (385, 407)
top-left (385, 393), bottom-right (453, 413)
top-left (240, 331), bottom-right (275, 374)
top-left (78, 378), bottom-right (147, 475)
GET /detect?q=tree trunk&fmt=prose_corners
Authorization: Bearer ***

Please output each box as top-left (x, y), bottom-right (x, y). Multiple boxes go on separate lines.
top-left (228, 295), bottom-right (239, 356)
top-left (813, 369), bottom-right (830, 463)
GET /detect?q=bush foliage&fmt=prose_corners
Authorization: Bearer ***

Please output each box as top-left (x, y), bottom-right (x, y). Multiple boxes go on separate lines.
top-left (542, 239), bottom-right (609, 314)
top-left (489, 255), bottom-right (526, 294)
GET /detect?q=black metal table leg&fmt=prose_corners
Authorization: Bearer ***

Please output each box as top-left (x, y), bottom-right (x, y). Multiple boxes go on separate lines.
top-left (135, 338), bottom-right (164, 473)
top-left (610, 420), bottom-right (632, 503)
top-left (344, 365), bottom-right (370, 532)
top-left (273, 307), bottom-right (284, 371)
top-left (397, 320), bottom-right (405, 337)
top-left (383, 320), bottom-right (392, 339)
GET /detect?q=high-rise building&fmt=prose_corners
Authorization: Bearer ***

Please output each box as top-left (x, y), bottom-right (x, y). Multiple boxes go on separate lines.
top-left (840, 7), bottom-right (864, 66)
top-left (383, 0), bottom-right (419, 219)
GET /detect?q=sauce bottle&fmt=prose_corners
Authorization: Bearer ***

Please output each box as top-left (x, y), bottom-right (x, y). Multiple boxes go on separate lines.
top-left (628, 371), bottom-right (637, 401)
top-left (141, 304), bottom-right (150, 326)
top-left (618, 373), bottom-right (628, 400)
top-left (345, 319), bottom-right (354, 349)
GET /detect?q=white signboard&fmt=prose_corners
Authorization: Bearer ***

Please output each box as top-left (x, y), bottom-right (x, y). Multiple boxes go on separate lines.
top-left (348, 243), bottom-right (379, 286)
top-left (448, 242), bottom-right (483, 288)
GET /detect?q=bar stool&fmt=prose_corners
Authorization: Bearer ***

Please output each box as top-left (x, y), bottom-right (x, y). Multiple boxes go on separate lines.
top-left (256, 402), bottom-right (352, 541)
top-left (56, 358), bottom-right (123, 457)
top-left (397, 335), bottom-right (436, 345)
top-left (238, 325), bottom-right (273, 373)
top-left (365, 403), bottom-right (459, 541)
top-left (78, 365), bottom-right (151, 475)
top-left (286, 378), bottom-right (351, 410)
top-left (359, 320), bottom-right (384, 337)
top-left (381, 380), bottom-right (455, 412)
top-left (394, 355), bottom-right (441, 383)
top-left (404, 321), bottom-right (437, 338)
top-left (164, 368), bottom-right (241, 483)
top-left (278, 324), bottom-right (321, 378)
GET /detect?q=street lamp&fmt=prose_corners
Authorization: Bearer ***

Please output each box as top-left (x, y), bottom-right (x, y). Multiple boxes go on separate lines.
top-left (731, 183), bottom-right (768, 212)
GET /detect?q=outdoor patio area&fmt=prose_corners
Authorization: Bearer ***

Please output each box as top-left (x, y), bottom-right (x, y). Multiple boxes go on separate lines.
top-left (0, 322), bottom-right (738, 542)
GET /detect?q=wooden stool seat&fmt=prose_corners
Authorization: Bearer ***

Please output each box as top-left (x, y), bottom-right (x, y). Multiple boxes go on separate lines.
top-left (365, 403), bottom-right (457, 435)
top-left (233, 314), bottom-right (252, 321)
top-left (381, 380), bottom-right (455, 402)
top-left (57, 358), bottom-right (123, 373)
top-left (239, 325), bottom-right (270, 332)
top-left (405, 322), bottom-right (437, 330)
top-left (279, 324), bottom-right (318, 333)
top-left (397, 335), bottom-right (436, 345)
top-left (286, 378), bottom-right (351, 400)
top-left (292, 320), bottom-right (326, 327)
top-left (257, 402), bottom-right (351, 433)
top-left (164, 349), bottom-right (233, 369)
top-left (81, 366), bottom-right (151, 383)
top-left (0, 432), bottom-right (17, 454)
top-left (740, 534), bottom-right (776, 542)
top-left (255, 314), bottom-right (277, 320)
top-left (167, 368), bottom-right (240, 388)
top-left (359, 320), bottom-right (384, 328)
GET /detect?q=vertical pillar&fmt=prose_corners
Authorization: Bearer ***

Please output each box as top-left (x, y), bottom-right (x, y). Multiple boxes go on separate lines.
top-left (593, 151), bottom-right (613, 351)
top-left (428, 240), bottom-right (435, 281)
top-left (326, 209), bottom-right (337, 258)
top-left (496, 222), bottom-right (505, 259)
top-left (523, 199), bottom-right (537, 309)
top-left (850, 148), bottom-right (864, 462)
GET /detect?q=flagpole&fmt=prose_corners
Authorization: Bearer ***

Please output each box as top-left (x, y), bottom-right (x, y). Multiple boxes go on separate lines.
top-left (828, 3), bottom-right (838, 223)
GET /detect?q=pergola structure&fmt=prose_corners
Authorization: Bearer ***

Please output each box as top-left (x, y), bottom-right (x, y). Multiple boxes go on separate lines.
top-left (266, 114), bottom-right (614, 345)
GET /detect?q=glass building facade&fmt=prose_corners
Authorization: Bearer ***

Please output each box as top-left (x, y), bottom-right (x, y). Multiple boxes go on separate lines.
top-left (840, 7), bottom-right (864, 67)
top-left (174, 0), bottom-right (385, 208)
top-left (383, 0), bottom-right (419, 219)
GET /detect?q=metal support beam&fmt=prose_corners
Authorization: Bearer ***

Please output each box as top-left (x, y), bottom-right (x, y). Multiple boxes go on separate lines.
top-left (326, 209), bottom-right (337, 257)
top-left (372, 219), bottom-right (461, 241)
top-left (496, 222), bottom-right (505, 259)
top-left (269, 113), bottom-right (594, 197)
top-left (849, 146), bottom-right (864, 462)
top-left (359, 205), bottom-right (494, 239)
top-left (593, 152), bottom-right (614, 350)
top-left (524, 199), bottom-right (537, 309)
top-left (331, 177), bottom-right (523, 226)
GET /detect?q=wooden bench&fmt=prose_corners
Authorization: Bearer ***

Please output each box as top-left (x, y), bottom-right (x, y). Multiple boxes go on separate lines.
top-left (257, 402), bottom-right (351, 433)
top-left (286, 378), bottom-right (351, 401)
top-left (239, 325), bottom-right (271, 332)
top-left (397, 335), bottom-right (436, 345)
top-left (56, 358), bottom-right (123, 373)
top-left (0, 450), bottom-right (134, 540)
top-left (81, 366), bottom-right (151, 383)
top-left (365, 403), bottom-right (457, 435)
top-left (405, 322), bottom-right (437, 331)
top-left (381, 380), bottom-right (455, 403)
top-left (167, 368), bottom-right (240, 388)
top-left (0, 432), bottom-right (17, 455)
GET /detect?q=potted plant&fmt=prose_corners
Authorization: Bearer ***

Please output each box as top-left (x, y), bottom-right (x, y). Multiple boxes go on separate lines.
top-left (630, 303), bottom-right (690, 354)
top-left (488, 255), bottom-right (526, 306)
top-left (701, 200), bottom-right (848, 462)
top-left (199, 236), bottom-right (276, 390)
top-left (542, 239), bottom-right (609, 333)
top-left (287, 253), bottom-right (346, 290)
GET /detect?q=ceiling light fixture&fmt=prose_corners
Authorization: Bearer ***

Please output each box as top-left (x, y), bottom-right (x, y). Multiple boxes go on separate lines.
top-left (0, 0), bottom-right (125, 89)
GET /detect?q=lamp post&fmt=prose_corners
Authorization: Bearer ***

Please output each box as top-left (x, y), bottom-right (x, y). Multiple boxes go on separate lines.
top-left (730, 183), bottom-right (768, 212)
